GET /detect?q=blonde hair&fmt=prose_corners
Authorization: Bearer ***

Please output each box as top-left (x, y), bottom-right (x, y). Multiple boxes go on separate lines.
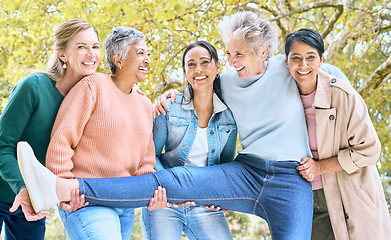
top-left (218, 11), bottom-right (278, 59)
top-left (43, 19), bottom-right (99, 80)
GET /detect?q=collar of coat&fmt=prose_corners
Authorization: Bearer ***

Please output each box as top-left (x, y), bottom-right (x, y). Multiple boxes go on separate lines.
top-left (313, 68), bottom-right (355, 109)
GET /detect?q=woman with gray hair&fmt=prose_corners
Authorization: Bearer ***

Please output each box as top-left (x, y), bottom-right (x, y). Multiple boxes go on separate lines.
top-left (40, 26), bottom-right (166, 240)
top-left (15, 12), bottom-right (348, 239)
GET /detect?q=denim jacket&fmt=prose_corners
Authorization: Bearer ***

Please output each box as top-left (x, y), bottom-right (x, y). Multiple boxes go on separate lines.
top-left (153, 90), bottom-right (237, 171)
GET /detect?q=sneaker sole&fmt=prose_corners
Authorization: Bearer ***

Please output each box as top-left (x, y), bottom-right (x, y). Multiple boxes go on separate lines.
top-left (17, 141), bottom-right (45, 212)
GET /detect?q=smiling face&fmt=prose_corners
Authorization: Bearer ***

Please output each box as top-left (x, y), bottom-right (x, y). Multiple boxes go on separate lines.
top-left (285, 41), bottom-right (323, 94)
top-left (225, 38), bottom-right (267, 79)
top-left (184, 46), bottom-right (220, 92)
top-left (58, 28), bottom-right (101, 80)
top-left (121, 40), bottom-right (151, 83)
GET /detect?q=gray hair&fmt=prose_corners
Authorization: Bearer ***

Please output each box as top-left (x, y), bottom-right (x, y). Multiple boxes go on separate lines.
top-left (218, 11), bottom-right (278, 59)
top-left (104, 26), bottom-right (145, 74)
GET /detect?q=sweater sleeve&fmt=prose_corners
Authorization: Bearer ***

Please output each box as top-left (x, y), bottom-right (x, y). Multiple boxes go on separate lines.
top-left (46, 79), bottom-right (94, 178)
top-left (134, 125), bottom-right (156, 176)
top-left (337, 91), bottom-right (381, 174)
top-left (0, 76), bottom-right (37, 193)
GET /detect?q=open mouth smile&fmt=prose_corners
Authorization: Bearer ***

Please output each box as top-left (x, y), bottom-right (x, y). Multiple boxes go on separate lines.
top-left (82, 61), bottom-right (96, 66)
top-left (194, 76), bottom-right (207, 81)
top-left (138, 67), bottom-right (148, 74)
top-left (297, 70), bottom-right (311, 75)
top-left (236, 66), bottom-right (245, 71)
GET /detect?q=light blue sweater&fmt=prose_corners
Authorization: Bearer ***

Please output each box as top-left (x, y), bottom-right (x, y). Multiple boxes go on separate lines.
top-left (220, 54), bottom-right (347, 161)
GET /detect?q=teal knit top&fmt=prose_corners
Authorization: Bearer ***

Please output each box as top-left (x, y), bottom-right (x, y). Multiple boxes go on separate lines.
top-left (0, 73), bottom-right (63, 204)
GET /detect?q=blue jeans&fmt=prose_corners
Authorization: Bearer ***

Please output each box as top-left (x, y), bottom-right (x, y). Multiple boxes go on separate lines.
top-left (0, 202), bottom-right (45, 240)
top-left (58, 205), bottom-right (134, 240)
top-left (79, 155), bottom-right (313, 239)
top-left (141, 206), bottom-right (232, 240)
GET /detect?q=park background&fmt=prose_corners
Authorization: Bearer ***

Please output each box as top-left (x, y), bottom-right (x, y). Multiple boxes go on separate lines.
top-left (0, 0), bottom-right (390, 239)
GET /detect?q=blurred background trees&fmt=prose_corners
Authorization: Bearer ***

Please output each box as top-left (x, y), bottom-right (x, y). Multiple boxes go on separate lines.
top-left (1, 0), bottom-right (390, 239)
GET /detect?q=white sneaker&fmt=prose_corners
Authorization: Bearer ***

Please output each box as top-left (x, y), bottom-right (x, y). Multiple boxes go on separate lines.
top-left (17, 141), bottom-right (59, 212)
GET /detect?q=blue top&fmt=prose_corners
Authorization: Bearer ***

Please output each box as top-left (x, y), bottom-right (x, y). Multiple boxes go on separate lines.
top-left (153, 89), bottom-right (237, 170)
top-left (220, 54), bottom-right (347, 161)
top-left (0, 73), bottom-right (64, 203)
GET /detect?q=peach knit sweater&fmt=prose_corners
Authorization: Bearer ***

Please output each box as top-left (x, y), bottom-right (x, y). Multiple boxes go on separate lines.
top-left (46, 73), bottom-right (155, 179)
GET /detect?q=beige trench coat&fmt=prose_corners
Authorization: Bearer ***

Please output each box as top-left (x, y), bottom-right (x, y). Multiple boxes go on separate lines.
top-left (314, 69), bottom-right (391, 240)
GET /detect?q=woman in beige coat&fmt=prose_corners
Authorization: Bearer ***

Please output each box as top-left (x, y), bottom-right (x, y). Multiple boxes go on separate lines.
top-left (289, 28), bottom-right (391, 240)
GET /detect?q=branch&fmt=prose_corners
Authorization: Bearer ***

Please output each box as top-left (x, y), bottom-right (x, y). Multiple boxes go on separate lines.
top-left (256, 2), bottom-right (279, 16)
top-left (380, 13), bottom-right (391, 21)
top-left (320, 5), bottom-right (344, 39)
top-left (154, 79), bottom-right (183, 99)
top-left (271, 1), bottom-right (344, 21)
top-left (326, 0), bottom-right (376, 64)
top-left (270, 1), bottom-right (344, 39)
top-left (197, 0), bottom-right (213, 33)
top-left (374, 22), bottom-right (391, 35)
top-left (283, 0), bottom-right (293, 11)
top-left (157, 45), bottom-right (187, 86)
top-left (243, 3), bottom-right (288, 37)
top-left (358, 55), bottom-right (391, 98)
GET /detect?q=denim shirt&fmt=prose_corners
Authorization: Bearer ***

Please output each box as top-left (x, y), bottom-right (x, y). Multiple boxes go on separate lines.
top-left (153, 90), bottom-right (237, 171)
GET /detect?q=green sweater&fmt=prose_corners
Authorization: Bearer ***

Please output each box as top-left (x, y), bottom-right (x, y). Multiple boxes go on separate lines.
top-left (0, 73), bottom-right (63, 204)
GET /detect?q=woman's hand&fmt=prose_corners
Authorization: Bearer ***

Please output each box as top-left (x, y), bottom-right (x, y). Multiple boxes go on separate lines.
top-left (154, 90), bottom-right (178, 116)
top-left (133, 85), bottom-right (145, 96)
top-left (9, 187), bottom-right (50, 221)
top-left (166, 201), bottom-right (196, 208)
top-left (296, 157), bottom-right (321, 182)
top-left (147, 186), bottom-right (167, 210)
top-left (199, 205), bottom-right (229, 215)
top-left (147, 186), bottom-right (196, 210)
top-left (59, 188), bottom-right (89, 212)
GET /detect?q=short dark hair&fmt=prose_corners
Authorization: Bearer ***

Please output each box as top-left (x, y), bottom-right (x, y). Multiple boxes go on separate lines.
top-left (285, 28), bottom-right (324, 58)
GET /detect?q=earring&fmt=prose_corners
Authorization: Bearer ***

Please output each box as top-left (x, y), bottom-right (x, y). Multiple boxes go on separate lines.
top-left (62, 62), bottom-right (67, 69)
top-left (120, 66), bottom-right (123, 70)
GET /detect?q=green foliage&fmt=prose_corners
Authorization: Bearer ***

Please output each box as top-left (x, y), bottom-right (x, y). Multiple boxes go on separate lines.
top-left (130, 208), bottom-right (144, 240)
top-left (44, 208), bottom-right (69, 240)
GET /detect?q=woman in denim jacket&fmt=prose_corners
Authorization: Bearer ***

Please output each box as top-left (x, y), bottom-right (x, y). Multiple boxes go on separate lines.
top-left (141, 41), bottom-right (237, 240)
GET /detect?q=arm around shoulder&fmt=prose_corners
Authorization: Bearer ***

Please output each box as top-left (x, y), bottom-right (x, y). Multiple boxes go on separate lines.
top-left (46, 80), bottom-right (94, 178)
top-left (321, 63), bottom-right (349, 82)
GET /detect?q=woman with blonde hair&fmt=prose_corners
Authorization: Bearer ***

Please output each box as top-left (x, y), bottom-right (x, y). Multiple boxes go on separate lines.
top-left (0, 19), bottom-right (100, 239)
